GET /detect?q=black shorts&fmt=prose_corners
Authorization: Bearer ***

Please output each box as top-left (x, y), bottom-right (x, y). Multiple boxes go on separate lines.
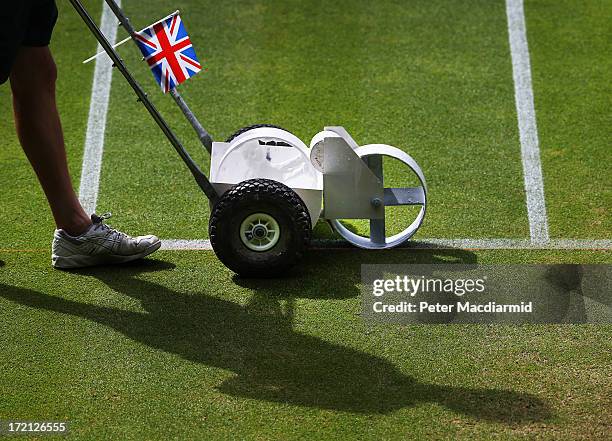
top-left (0, 0), bottom-right (58, 85)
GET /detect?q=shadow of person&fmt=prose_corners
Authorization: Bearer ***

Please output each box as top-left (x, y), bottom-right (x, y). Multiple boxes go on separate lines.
top-left (0, 255), bottom-right (550, 422)
top-left (234, 248), bottom-right (476, 325)
top-left (234, 247), bottom-right (478, 300)
top-left (542, 264), bottom-right (612, 322)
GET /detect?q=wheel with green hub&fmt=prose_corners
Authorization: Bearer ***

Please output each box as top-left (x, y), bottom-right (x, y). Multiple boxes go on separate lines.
top-left (209, 179), bottom-right (312, 278)
top-left (240, 213), bottom-right (281, 252)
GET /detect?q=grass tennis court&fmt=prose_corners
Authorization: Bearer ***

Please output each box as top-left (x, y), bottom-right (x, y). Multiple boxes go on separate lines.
top-left (0, 0), bottom-right (610, 439)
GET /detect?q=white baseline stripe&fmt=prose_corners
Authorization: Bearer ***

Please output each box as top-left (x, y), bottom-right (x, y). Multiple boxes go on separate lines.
top-left (506, 0), bottom-right (549, 243)
top-left (78, 1), bottom-right (121, 213)
top-left (162, 239), bottom-right (212, 250)
top-left (160, 238), bottom-right (612, 251)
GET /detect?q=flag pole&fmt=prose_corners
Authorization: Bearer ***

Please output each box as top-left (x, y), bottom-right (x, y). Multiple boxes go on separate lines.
top-left (70, 0), bottom-right (218, 201)
top-left (83, 36), bottom-right (130, 63)
top-left (98, 0), bottom-right (213, 154)
top-left (82, 10), bottom-right (179, 64)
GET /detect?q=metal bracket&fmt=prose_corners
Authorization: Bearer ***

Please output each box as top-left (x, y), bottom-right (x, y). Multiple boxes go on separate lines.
top-left (326, 142), bottom-right (428, 249)
top-left (318, 136), bottom-right (384, 220)
top-left (384, 187), bottom-right (426, 206)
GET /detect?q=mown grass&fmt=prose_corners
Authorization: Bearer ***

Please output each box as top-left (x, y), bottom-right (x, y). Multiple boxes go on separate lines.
top-left (0, 0), bottom-right (610, 439)
top-left (97, 0), bottom-right (528, 240)
top-left (526, 0), bottom-right (611, 238)
top-left (0, 249), bottom-right (610, 440)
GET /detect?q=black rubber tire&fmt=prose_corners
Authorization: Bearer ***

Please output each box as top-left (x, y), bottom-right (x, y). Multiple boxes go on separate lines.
top-left (225, 124), bottom-right (287, 143)
top-left (209, 179), bottom-right (312, 278)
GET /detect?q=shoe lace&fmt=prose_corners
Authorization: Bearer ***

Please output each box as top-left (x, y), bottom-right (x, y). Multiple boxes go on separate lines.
top-left (92, 212), bottom-right (128, 240)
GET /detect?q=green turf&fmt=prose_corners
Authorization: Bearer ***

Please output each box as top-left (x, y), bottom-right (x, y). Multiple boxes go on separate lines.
top-left (525, 0), bottom-right (611, 239)
top-left (0, 250), bottom-right (610, 440)
top-left (96, 0), bottom-right (530, 240)
top-left (1, 0), bottom-right (608, 243)
top-left (1, 0), bottom-right (611, 439)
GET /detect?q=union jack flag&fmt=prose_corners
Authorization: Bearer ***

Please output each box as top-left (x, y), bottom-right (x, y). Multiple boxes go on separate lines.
top-left (134, 13), bottom-right (202, 93)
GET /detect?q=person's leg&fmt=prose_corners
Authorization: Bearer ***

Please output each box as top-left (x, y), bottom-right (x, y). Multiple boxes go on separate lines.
top-left (3, 2), bottom-right (160, 269)
top-left (9, 46), bottom-right (91, 236)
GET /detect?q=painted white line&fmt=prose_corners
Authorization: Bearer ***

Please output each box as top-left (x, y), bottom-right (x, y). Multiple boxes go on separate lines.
top-left (545, 239), bottom-right (612, 250)
top-left (403, 239), bottom-right (612, 250)
top-left (78, 0), bottom-right (121, 213)
top-left (160, 238), bottom-right (612, 251)
top-left (506, 0), bottom-right (549, 244)
top-left (161, 239), bottom-right (212, 250)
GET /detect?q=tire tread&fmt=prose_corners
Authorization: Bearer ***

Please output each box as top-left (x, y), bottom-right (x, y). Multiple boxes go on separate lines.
top-left (209, 179), bottom-right (311, 277)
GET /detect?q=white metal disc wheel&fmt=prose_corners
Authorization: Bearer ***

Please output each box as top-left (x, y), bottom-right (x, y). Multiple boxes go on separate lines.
top-left (329, 144), bottom-right (427, 249)
top-left (240, 213), bottom-right (281, 252)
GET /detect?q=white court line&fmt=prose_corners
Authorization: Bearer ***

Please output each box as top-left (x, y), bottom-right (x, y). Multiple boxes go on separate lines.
top-left (161, 239), bottom-right (212, 250)
top-left (506, 0), bottom-right (549, 243)
top-left (78, 0), bottom-right (121, 213)
top-left (160, 239), bottom-right (612, 251)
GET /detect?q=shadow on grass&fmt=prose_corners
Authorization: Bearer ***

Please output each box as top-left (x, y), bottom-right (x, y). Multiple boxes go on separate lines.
top-left (0, 249), bottom-right (551, 422)
top-left (234, 247), bottom-right (478, 300)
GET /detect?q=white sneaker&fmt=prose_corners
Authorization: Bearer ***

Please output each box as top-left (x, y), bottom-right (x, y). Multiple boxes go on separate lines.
top-left (52, 213), bottom-right (161, 269)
